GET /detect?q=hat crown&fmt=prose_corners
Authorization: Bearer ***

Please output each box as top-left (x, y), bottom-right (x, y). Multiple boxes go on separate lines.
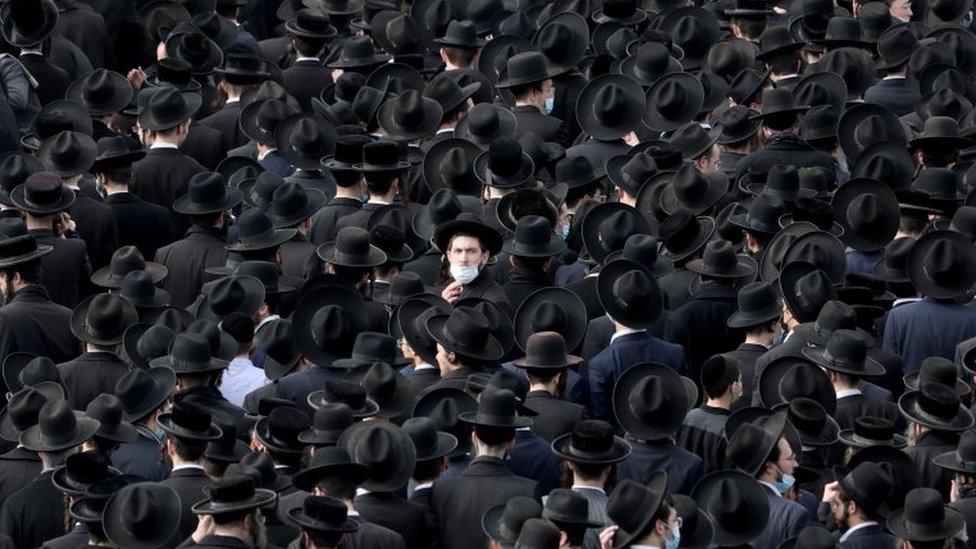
top-left (919, 357), bottom-right (959, 387)
top-left (313, 402), bottom-right (354, 431)
top-left (168, 401), bottom-right (213, 434)
top-left (302, 495), bottom-right (349, 525)
top-left (324, 379), bottom-right (369, 409)
top-left (781, 363), bottom-right (823, 401)
top-left (570, 419), bottom-right (616, 454)
top-left (904, 488), bottom-right (948, 529)
top-left (523, 331), bottom-right (569, 367)
top-left (489, 139), bottom-right (525, 178)
top-left (505, 51), bottom-right (550, 82)
top-left (654, 78), bottom-right (695, 117)
top-left (766, 165), bottom-right (800, 193)
top-left (109, 246), bottom-right (147, 279)
top-left (701, 240), bottom-right (739, 273)
top-left (853, 416), bottom-right (897, 442)
top-left (545, 488), bottom-right (589, 521)
top-left (442, 307), bottom-right (494, 353)
top-left (157, 57), bottom-right (193, 85)
top-left (825, 329), bottom-right (867, 363)
top-left (607, 480), bottom-right (659, 533)
top-left (403, 416), bottom-right (440, 454)
top-left (0, 153), bottom-right (39, 192)
top-left (923, 238), bottom-right (966, 286)
top-left (8, 386), bottom-right (49, 431)
top-left (477, 388), bottom-right (520, 419)
top-left (63, 450), bottom-right (111, 485)
top-left (187, 172), bottom-right (229, 206)
top-left (612, 268), bottom-right (654, 308)
top-left (23, 171), bottom-right (66, 208)
top-left (350, 331), bottom-right (398, 362)
top-left (362, 362), bottom-right (400, 403)
top-left (737, 281), bottom-right (777, 315)
top-left (115, 368), bottom-right (159, 413)
top-left (627, 375), bottom-right (673, 424)
top-left (353, 425), bottom-right (402, 480)
top-left (917, 381), bottom-right (962, 420)
top-left (20, 356), bottom-right (59, 386)
top-left (86, 393), bottom-right (124, 427)
top-left (514, 214), bottom-right (554, 247)
top-left (660, 211), bottom-right (703, 253)
top-left (787, 397), bottom-right (827, 434)
top-left (122, 486), bottom-right (165, 537)
top-left (311, 305), bottom-right (350, 348)
top-left (467, 104), bottom-right (503, 136)
top-left (37, 398), bottom-right (77, 441)
top-left (208, 474), bottom-right (258, 504)
top-left (82, 70), bottom-right (120, 106)
top-left (170, 332), bottom-right (214, 364)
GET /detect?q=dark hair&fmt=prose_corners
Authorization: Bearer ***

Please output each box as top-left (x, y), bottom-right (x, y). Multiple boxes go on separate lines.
top-left (306, 530), bottom-right (344, 548)
top-left (212, 509), bottom-right (252, 525)
top-left (766, 53), bottom-right (801, 75)
top-left (742, 317), bottom-right (780, 336)
top-left (293, 36), bottom-right (326, 57)
top-left (364, 170), bottom-right (400, 196)
top-left (319, 476), bottom-right (359, 501)
top-left (899, 211), bottom-right (929, 235)
top-left (239, 249), bottom-right (278, 263)
top-left (96, 165), bottom-right (132, 185)
top-left (263, 293), bottom-right (281, 315)
top-left (267, 448), bottom-right (304, 469)
top-left (733, 17), bottom-right (767, 39)
top-left (335, 170), bottom-right (362, 188)
top-left (526, 367), bottom-right (560, 384)
top-left (442, 46), bottom-right (476, 67)
top-left (215, 4), bottom-right (238, 18)
top-left (806, 136), bottom-right (839, 153)
top-left (475, 424), bottom-right (515, 446)
top-left (921, 150), bottom-right (958, 168)
top-left (3, 259), bottom-right (41, 285)
top-left (331, 264), bottom-right (372, 285)
top-left (765, 436), bottom-right (782, 468)
top-left (763, 113), bottom-right (798, 132)
top-left (513, 255), bottom-right (550, 272)
top-left (701, 356), bottom-right (741, 399)
top-left (561, 461), bottom-right (617, 493)
top-left (565, 180), bottom-right (604, 208)
top-left (443, 103), bottom-right (470, 126)
top-left (413, 457), bottom-right (445, 482)
top-left (190, 211), bottom-right (225, 227)
top-left (634, 492), bottom-right (674, 542)
top-left (511, 81), bottom-right (546, 100)
top-left (700, 273), bottom-right (737, 286)
top-left (722, 132), bottom-right (758, 151)
top-left (908, 540), bottom-right (950, 549)
top-left (169, 435), bottom-right (207, 462)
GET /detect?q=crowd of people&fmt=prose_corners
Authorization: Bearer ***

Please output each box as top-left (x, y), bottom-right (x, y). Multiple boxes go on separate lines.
top-left (0, 0), bottom-right (975, 547)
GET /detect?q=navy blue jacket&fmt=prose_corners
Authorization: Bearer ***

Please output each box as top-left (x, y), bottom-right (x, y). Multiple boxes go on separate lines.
top-left (839, 522), bottom-right (897, 549)
top-left (884, 297), bottom-right (976, 376)
top-left (618, 439), bottom-right (704, 496)
top-left (863, 77), bottom-right (921, 117)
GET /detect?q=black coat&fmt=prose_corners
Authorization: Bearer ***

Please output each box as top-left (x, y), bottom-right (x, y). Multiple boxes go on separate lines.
top-left (665, 284), bottom-right (743, 384)
top-left (68, 192), bottom-right (118, 270)
top-left (722, 343), bottom-right (768, 412)
top-left (183, 534), bottom-right (258, 548)
top-left (457, 270), bottom-right (513, 319)
top-left (283, 59), bottom-right (333, 112)
top-left (906, 430), bottom-right (958, 500)
top-left (658, 268), bottom-right (697, 312)
top-left (280, 235), bottom-right (317, 281)
top-left (0, 285), bottom-right (79, 363)
top-left (430, 456), bottom-right (536, 549)
top-left (198, 102), bottom-right (248, 151)
top-left (354, 492), bottom-right (429, 549)
top-left (511, 105), bottom-right (564, 143)
top-left (131, 147), bottom-right (207, 234)
top-left (40, 523), bottom-right (88, 549)
top-left (0, 447), bottom-right (40, 505)
top-left (405, 366), bottom-right (440, 395)
top-left (18, 53), bottom-right (69, 106)
top-left (509, 428), bottom-right (563, 498)
top-left (952, 495), bottom-right (976, 549)
top-left (161, 466), bottom-right (211, 543)
top-left (57, 351), bottom-right (130, 410)
top-left (565, 274), bottom-right (603, 320)
top-left (502, 265), bottom-right (552, 313)
top-left (863, 77), bottom-right (920, 117)
top-left (524, 390), bottom-right (586, 443)
top-left (734, 133), bottom-right (837, 181)
top-left (403, 248), bottom-right (443, 286)
top-left (309, 196), bottom-right (361, 246)
top-left (618, 439), bottom-right (705, 496)
top-left (335, 202), bottom-right (397, 233)
top-left (174, 386), bottom-right (250, 443)
top-left (0, 470), bottom-right (65, 548)
top-left (564, 140), bottom-right (629, 176)
top-left (105, 191), bottom-right (173, 259)
top-left (833, 393), bottom-right (903, 432)
top-left (155, 224), bottom-right (229, 308)
top-left (838, 521), bottom-right (897, 549)
top-left (29, 228), bottom-right (91, 308)
top-left (552, 72), bottom-right (586, 147)
top-left (183, 124), bottom-right (228, 171)
top-left (581, 311), bottom-right (671, 359)
top-left (677, 406), bottom-right (730, 472)
top-left (53, 0), bottom-right (110, 69)
top-left (112, 425), bottom-right (170, 481)
top-left (285, 171), bottom-right (336, 203)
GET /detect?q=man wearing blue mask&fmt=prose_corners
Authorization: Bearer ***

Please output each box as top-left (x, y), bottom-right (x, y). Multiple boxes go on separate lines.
top-left (725, 411), bottom-right (810, 548)
top-left (605, 473), bottom-right (682, 549)
top-left (496, 51), bottom-right (565, 144)
top-left (435, 212), bottom-right (512, 318)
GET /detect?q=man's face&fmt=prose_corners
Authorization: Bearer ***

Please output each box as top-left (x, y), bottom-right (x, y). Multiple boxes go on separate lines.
top-left (890, 0), bottom-right (912, 21)
top-left (447, 235), bottom-right (488, 267)
top-left (830, 491), bottom-right (853, 531)
top-left (434, 343), bottom-right (454, 370)
top-left (775, 438), bottom-right (797, 475)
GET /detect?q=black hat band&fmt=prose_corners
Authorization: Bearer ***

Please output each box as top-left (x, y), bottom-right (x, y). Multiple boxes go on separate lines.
top-left (566, 443), bottom-right (615, 460)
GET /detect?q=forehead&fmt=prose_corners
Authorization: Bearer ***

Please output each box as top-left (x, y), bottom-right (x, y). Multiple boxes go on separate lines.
top-left (449, 234), bottom-right (484, 250)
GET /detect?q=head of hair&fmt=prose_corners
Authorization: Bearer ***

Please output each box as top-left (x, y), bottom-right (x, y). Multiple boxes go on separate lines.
top-left (334, 170), bottom-right (362, 188)
top-left (766, 53), bottom-right (801, 74)
top-left (525, 367), bottom-right (560, 384)
top-left (212, 508), bottom-right (253, 526)
top-left (318, 476), bottom-right (360, 501)
top-left (475, 424), bottom-right (515, 446)
top-left (413, 457), bottom-right (444, 482)
top-left (2, 259), bottom-right (41, 285)
top-left (565, 180), bottom-right (604, 209)
top-left (634, 492), bottom-right (674, 542)
top-left (267, 448), bottom-right (304, 469)
top-left (441, 46), bottom-right (476, 67)
top-left (743, 317), bottom-right (779, 336)
top-left (97, 165), bottom-right (132, 186)
top-left (510, 80), bottom-right (546, 101)
top-left (190, 211), bottom-right (225, 228)
top-left (512, 255), bottom-right (549, 272)
top-left (900, 212), bottom-right (929, 235)
top-left (330, 263), bottom-right (371, 285)
top-left (364, 170), bottom-right (400, 196)
top-left (701, 273), bottom-right (737, 286)
top-left (701, 355), bottom-right (741, 399)
top-left (306, 530), bottom-right (343, 549)
top-left (733, 16), bottom-right (767, 39)
top-left (168, 434), bottom-right (208, 462)
top-left (293, 36), bottom-right (326, 57)
top-left (921, 150), bottom-right (958, 167)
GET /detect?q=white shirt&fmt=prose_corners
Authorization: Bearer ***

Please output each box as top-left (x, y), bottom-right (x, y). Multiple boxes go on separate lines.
top-left (295, 56), bottom-right (320, 63)
top-left (839, 521), bottom-right (878, 543)
top-left (226, 97), bottom-right (241, 104)
top-left (571, 485), bottom-right (606, 495)
top-left (256, 314), bottom-right (281, 332)
top-left (219, 356), bottom-right (269, 407)
top-left (414, 363), bottom-right (437, 372)
top-left (172, 463), bottom-right (206, 472)
top-left (836, 388), bottom-right (861, 399)
top-left (257, 147), bottom-right (278, 161)
top-left (610, 327), bottom-right (647, 345)
top-left (150, 142), bottom-right (179, 150)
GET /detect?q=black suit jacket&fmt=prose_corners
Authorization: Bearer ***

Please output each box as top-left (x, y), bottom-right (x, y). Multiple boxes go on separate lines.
top-left (403, 248), bottom-right (444, 286)
top-left (162, 466), bottom-right (212, 542)
top-left (183, 124), bottom-right (228, 171)
top-left (524, 390), bottom-right (587, 442)
top-left (665, 284), bottom-right (744, 382)
top-left (734, 133), bottom-right (837, 181)
top-left (18, 53), bottom-right (69, 106)
top-left (405, 366), bottom-right (440, 396)
top-left (131, 147), bottom-right (207, 236)
top-left (502, 265), bottom-right (552, 313)
top-left (53, 0), bottom-right (110, 69)
top-left (29, 228), bottom-right (91, 308)
top-left (906, 430), bottom-right (958, 501)
top-left (336, 202), bottom-right (396, 233)
top-left (658, 268), bottom-right (697, 312)
top-left (283, 59), bottom-right (333, 111)
top-left (280, 234), bottom-right (317, 281)
top-left (582, 311), bottom-right (671, 360)
top-left (309, 196), bottom-right (361, 246)
top-left (354, 492), bottom-right (429, 549)
top-left (40, 523), bottom-right (88, 549)
top-left (68, 191), bottom-right (118, 270)
top-left (155, 225), bottom-right (229, 308)
top-left (105, 191), bottom-right (173, 259)
top-left (618, 439), bottom-right (705, 496)
top-left (722, 343), bottom-right (768, 412)
top-left (863, 77), bottom-right (920, 117)
top-left (0, 448), bottom-right (40, 505)
top-left (57, 351), bottom-right (130, 410)
top-left (0, 285), bottom-right (79, 363)
top-left (952, 496), bottom-right (976, 549)
top-left (430, 456), bottom-right (536, 549)
top-left (0, 470), bottom-right (65, 548)
top-left (838, 521), bottom-right (897, 549)
top-left (199, 102), bottom-right (248, 150)
top-left (511, 105), bottom-right (564, 143)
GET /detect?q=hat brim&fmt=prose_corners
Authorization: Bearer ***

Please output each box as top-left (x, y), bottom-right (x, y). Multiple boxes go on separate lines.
top-left (691, 470), bottom-right (771, 547)
top-left (727, 301), bottom-right (782, 328)
top-left (897, 390), bottom-right (975, 432)
top-left (262, 189), bottom-right (328, 229)
top-left (907, 230), bottom-right (976, 299)
top-left (307, 390), bottom-right (380, 417)
top-left (612, 362), bottom-right (690, 441)
top-left (887, 505), bottom-right (965, 542)
top-left (156, 413), bottom-right (223, 441)
top-left (69, 294), bottom-right (138, 346)
top-left (338, 421), bottom-right (417, 492)
top-left (800, 346), bottom-right (886, 376)
top-left (838, 103), bottom-right (907, 162)
top-left (837, 428), bottom-right (908, 449)
top-left (172, 187), bottom-right (243, 215)
top-left (421, 138), bottom-right (483, 195)
top-left (1, 351), bottom-right (35, 393)
top-left (832, 179), bottom-right (900, 252)
top-left (292, 282), bottom-right (368, 365)
top-left (103, 482), bottom-right (181, 547)
top-left (0, 0), bottom-right (58, 47)
top-left (582, 202), bottom-right (651, 264)
top-left (425, 314), bottom-right (504, 362)
top-left (686, 255), bottom-right (756, 279)
top-left (224, 228), bottom-right (298, 253)
top-left (9, 182), bottom-right (76, 215)
top-left (904, 373), bottom-right (971, 397)
top-left (0, 382), bottom-right (63, 442)
top-left (782, 230), bottom-right (846, 284)
top-left (66, 72), bottom-right (134, 117)
top-left (644, 73), bottom-right (705, 132)
top-left (576, 74), bottom-right (645, 141)
top-left (757, 356), bottom-right (835, 414)
top-left (120, 367), bottom-right (175, 422)
top-left (136, 92), bottom-right (204, 132)
top-left (513, 287), bottom-right (587, 353)
top-left (240, 99), bottom-right (300, 145)
top-left (191, 488), bottom-right (277, 515)
top-left (20, 414), bottom-right (100, 452)
top-left (316, 241), bottom-right (388, 268)
top-left (551, 431), bottom-right (632, 464)
top-left (377, 96), bottom-right (443, 142)
top-left (91, 262), bottom-right (168, 290)
top-left (661, 216), bottom-right (715, 262)
top-left (597, 259), bottom-right (663, 329)
top-left (274, 113), bottom-right (338, 171)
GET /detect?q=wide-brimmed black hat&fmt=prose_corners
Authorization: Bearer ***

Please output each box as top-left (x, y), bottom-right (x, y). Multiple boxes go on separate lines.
top-left (534, 11), bottom-right (588, 73)
top-left (544, 488), bottom-right (604, 533)
top-left (912, 168), bottom-right (966, 215)
top-left (36, 130), bottom-right (96, 177)
top-left (906, 357), bottom-right (969, 397)
top-left (725, 410), bottom-right (787, 475)
top-left (66, 69), bottom-right (133, 117)
top-left (875, 23), bottom-right (917, 70)
top-left (802, 328), bottom-right (885, 376)
top-left (838, 416), bottom-right (908, 449)
top-left (285, 8), bottom-right (337, 39)
top-left (84, 393), bottom-right (137, 444)
top-left (775, 397), bottom-right (839, 447)
top-left (836, 461), bottom-right (894, 520)
top-left (576, 73), bottom-right (644, 141)
top-left (121, 322), bottom-right (174, 370)
top-left (377, 89), bottom-right (443, 141)
top-left (403, 416), bottom-right (457, 461)
top-left (513, 287), bottom-right (586, 353)
top-left (660, 163), bottom-right (727, 216)
top-left (933, 429), bottom-right (976, 476)
top-left (254, 405), bottom-right (310, 455)
top-left (150, 332), bottom-right (228, 374)
top-left (659, 210), bottom-right (715, 261)
top-left (910, 115), bottom-right (972, 152)
top-left (606, 475), bottom-right (667, 548)
top-left (10, 170), bottom-right (74, 216)
top-left (196, 274), bottom-right (265, 322)
top-left (496, 187), bottom-right (559, 234)
top-left (687, 240), bottom-right (756, 279)
top-left (421, 140), bottom-right (481, 198)
top-left (473, 138), bottom-right (535, 190)
top-left (756, 25), bottom-right (804, 59)
top-left (225, 208), bottom-right (297, 253)
top-left (831, 178), bottom-right (899, 252)
top-left (729, 194), bottom-right (785, 237)
top-left (240, 99), bottom-right (298, 145)
top-left (114, 366), bottom-right (174, 422)
top-left (613, 362), bottom-right (691, 440)
top-left (581, 202), bottom-right (649, 263)
top-left (157, 401), bottom-right (222, 441)
top-left (552, 419), bottom-right (631, 464)
top-left (482, 496), bottom-right (543, 546)
top-left (329, 331), bottom-right (410, 370)
top-left (432, 212), bottom-right (503, 257)
top-left (758, 355), bottom-right (835, 413)
top-left (0, 382), bottom-right (62, 442)
top-left (872, 236), bottom-right (914, 284)
top-left (0, 152), bottom-right (42, 207)
top-left (91, 135), bottom-right (146, 174)
top-left (838, 103), bottom-right (907, 163)
top-left (327, 35), bottom-right (392, 69)
top-left (597, 259), bottom-right (663, 329)
top-left (262, 183), bottom-right (327, 230)
top-left (0, 0), bottom-right (58, 47)
top-left (782, 229), bottom-right (845, 284)
top-left (91, 246), bottom-right (167, 290)
top-left (356, 361), bottom-right (414, 417)
top-left (908, 230), bottom-right (976, 299)
top-left (777, 260), bottom-right (836, 321)
top-left (192, 475), bottom-right (276, 516)
top-left (164, 27), bottom-right (222, 75)
top-left (692, 470), bottom-right (770, 546)
top-left (643, 73), bottom-right (704, 132)
top-left (292, 282), bottom-right (367, 365)
top-left (454, 103), bottom-right (517, 146)
top-left (460, 387), bottom-right (533, 428)
top-left (297, 403), bottom-right (355, 446)
top-left (102, 482), bottom-right (181, 549)
top-left (728, 68), bottom-right (769, 106)
top-left (308, 378), bottom-right (380, 418)
top-left (20, 397), bottom-right (99, 452)
top-left (742, 165), bottom-right (814, 202)
top-left (887, 487), bottom-right (965, 542)
top-left (751, 88), bottom-right (810, 121)
top-left (495, 50), bottom-right (562, 88)
top-left (136, 87), bottom-right (202, 132)
top-left (318, 226), bottom-right (388, 267)
top-left (511, 331), bottom-right (583, 371)
top-left (216, 53), bottom-right (271, 85)
top-left (338, 420), bottom-right (416, 491)
top-left (659, 7), bottom-right (721, 69)
top-left (172, 171), bottom-right (242, 215)
top-left (899, 381), bottom-right (975, 432)
top-left (717, 105), bottom-right (762, 145)
top-left (503, 215), bottom-right (565, 258)
top-left (727, 281), bottom-right (781, 328)
top-left (288, 495), bottom-right (360, 535)
top-left (426, 306), bottom-right (503, 361)
top-left (274, 112), bottom-right (337, 171)
top-left (431, 19), bottom-right (483, 48)
top-left (70, 293), bottom-right (138, 346)
top-left (292, 446), bottom-right (368, 493)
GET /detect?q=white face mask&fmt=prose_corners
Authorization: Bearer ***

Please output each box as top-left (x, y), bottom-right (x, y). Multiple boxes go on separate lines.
top-left (450, 264), bottom-right (480, 285)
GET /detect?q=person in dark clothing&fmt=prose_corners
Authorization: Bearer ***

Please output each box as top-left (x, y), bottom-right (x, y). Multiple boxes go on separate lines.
top-left (502, 215), bottom-right (563, 312)
top-left (677, 355), bottom-right (740, 472)
top-left (308, 134), bottom-right (367, 246)
top-left (722, 281), bottom-right (782, 411)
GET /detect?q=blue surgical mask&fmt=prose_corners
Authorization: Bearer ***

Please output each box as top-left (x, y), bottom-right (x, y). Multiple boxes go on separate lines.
top-left (559, 223), bottom-right (570, 240)
top-left (774, 468), bottom-right (796, 495)
top-left (542, 97), bottom-right (554, 115)
top-left (359, 192), bottom-right (369, 204)
top-left (665, 523), bottom-right (681, 549)
top-left (153, 425), bottom-right (166, 441)
top-left (450, 264), bottom-right (480, 285)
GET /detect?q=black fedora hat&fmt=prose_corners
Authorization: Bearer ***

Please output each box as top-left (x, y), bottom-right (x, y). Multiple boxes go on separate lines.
top-left (792, 299), bottom-right (859, 348)
top-left (308, 379), bottom-right (379, 417)
top-left (36, 130), bottom-right (96, 177)
top-left (339, 420), bottom-right (416, 491)
top-left (544, 488), bottom-right (603, 531)
top-left (121, 323), bottom-right (174, 370)
top-left (838, 415), bottom-right (908, 449)
top-left (20, 397), bottom-right (99, 452)
top-left (0, 230), bottom-right (52, 269)
top-left (103, 482), bottom-right (181, 549)
top-left (496, 187), bottom-right (559, 234)
top-left (482, 496), bottom-right (543, 546)
top-left (836, 461), bottom-right (894, 520)
top-left (327, 35), bottom-right (392, 70)
top-left (876, 23), bottom-right (917, 70)
top-left (725, 410), bottom-right (786, 475)
top-left (495, 50), bottom-right (562, 89)
top-left (659, 210), bottom-right (715, 261)
top-left (403, 416), bottom-right (457, 461)
top-left (887, 487), bottom-right (965, 542)
top-left (613, 362), bottom-right (691, 440)
top-left (604, 233), bottom-right (676, 276)
top-left (659, 7), bottom-right (721, 69)
top-left (756, 25), bottom-right (804, 60)
top-left (582, 202), bottom-right (650, 263)
top-left (426, 306), bottom-right (503, 361)
top-left (455, 103), bottom-right (517, 146)
top-left (289, 495), bottom-right (360, 535)
top-left (0, 0), bottom-right (58, 47)
top-left (164, 28), bottom-right (222, 75)
top-left (239, 172), bottom-right (285, 209)
top-left (285, 8), bottom-right (337, 39)
top-left (503, 215), bottom-right (565, 258)
top-left (534, 11), bottom-right (588, 73)
top-left (460, 387), bottom-right (533, 428)
top-left (606, 151), bottom-right (658, 197)
top-left (197, 274), bottom-right (265, 321)
top-left (908, 230), bottom-right (976, 299)
top-left (474, 138), bottom-right (535, 190)
top-left (241, 99), bottom-right (299, 145)
top-left (607, 475), bottom-right (668, 548)
top-left (352, 139), bottom-right (410, 173)
top-left (905, 357), bottom-right (969, 397)
top-left (812, 16), bottom-right (871, 48)
top-left (330, 331), bottom-right (410, 370)
top-left (838, 103), bottom-right (907, 163)
top-left (292, 282), bottom-right (367, 365)
top-left (85, 393), bottom-right (137, 444)
top-left (378, 89), bottom-right (443, 141)
top-left (758, 355), bottom-right (835, 413)
top-left (934, 429), bottom-right (976, 475)
top-left (357, 361), bottom-right (414, 417)
top-left (514, 287), bottom-right (586, 352)
top-left (136, 87), bottom-right (202, 132)
top-left (172, 171), bottom-right (243, 215)
top-left (729, 195), bottom-right (786, 236)
top-left (318, 226), bottom-right (387, 267)
top-left (688, 240), bottom-right (756, 279)
top-left (92, 246), bottom-right (167, 289)
top-left (10, 171), bottom-right (74, 216)
top-left (910, 115), bottom-right (972, 152)
top-left (803, 328), bottom-right (885, 376)
top-left (292, 446), bottom-right (368, 493)
top-left (576, 73), bottom-right (644, 141)
top-left (643, 73), bottom-right (705, 132)
top-left (157, 401), bottom-right (222, 441)
top-left (0, 382), bottom-right (62, 442)
top-left (831, 178), bottom-right (899, 252)
top-left (192, 475), bottom-right (276, 516)
top-left (912, 168), bottom-right (966, 215)
top-left (1, 351), bottom-right (34, 393)
top-left (298, 403), bottom-right (355, 446)
top-left (551, 419), bottom-right (631, 464)
top-left (392, 295), bottom-right (450, 360)
top-left (423, 73), bottom-right (481, 116)
top-left (660, 162), bottom-right (726, 216)
top-left (366, 62), bottom-right (425, 98)
top-left (433, 211), bottom-right (503, 256)
top-left (728, 68), bottom-right (769, 107)
top-left (69, 475), bottom-right (138, 526)
top-left (114, 366), bottom-right (174, 422)
top-left (255, 405), bottom-right (310, 454)
top-left (751, 87), bottom-right (810, 120)
top-left (717, 105), bottom-right (762, 145)
top-left (216, 52), bottom-right (271, 85)
top-left (692, 470), bottom-right (770, 546)
top-left (742, 165), bottom-right (814, 202)
top-left (274, 112), bottom-right (337, 171)
top-left (374, 270), bottom-right (437, 307)
top-left (0, 152), bottom-right (42, 207)
top-left (66, 69), bottom-right (133, 117)
top-left (91, 136), bottom-right (146, 173)
top-left (226, 209), bottom-right (297, 252)
top-left (512, 331), bottom-right (583, 370)
top-left (145, 56), bottom-right (201, 93)
top-left (598, 259), bottom-right (663, 329)
top-left (775, 397), bottom-right (839, 447)
top-left (262, 183), bottom-right (327, 229)
top-left (9, 355), bottom-right (61, 392)
top-left (150, 332), bottom-right (228, 374)
top-left (782, 229), bottom-right (846, 284)
top-left (620, 42), bottom-right (682, 88)
top-left (851, 142), bottom-right (914, 191)
top-left (899, 381), bottom-right (975, 431)
top-left (727, 281), bottom-right (781, 328)
top-left (432, 19), bottom-right (483, 49)
top-left (70, 293), bottom-right (138, 346)
top-left (421, 138), bottom-right (482, 195)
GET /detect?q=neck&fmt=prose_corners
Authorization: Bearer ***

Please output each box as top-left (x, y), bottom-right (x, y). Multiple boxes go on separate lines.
top-left (103, 182), bottom-right (128, 195)
top-left (154, 135), bottom-right (180, 147)
top-left (573, 474), bottom-right (606, 489)
top-left (515, 99), bottom-right (541, 109)
top-left (334, 184), bottom-right (361, 199)
top-left (847, 513), bottom-right (872, 530)
top-left (213, 523), bottom-right (251, 544)
top-left (529, 381), bottom-right (558, 395)
top-left (706, 395), bottom-right (733, 410)
top-left (20, 47), bottom-right (41, 55)
top-left (85, 343), bottom-right (116, 353)
top-left (169, 453), bottom-right (202, 469)
top-left (444, 61), bottom-right (463, 71)
top-left (369, 190), bottom-right (397, 203)
top-left (833, 378), bottom-right (858, 392)
top-left (744, 333), bottom-right (773, 346)
top-left (25, 214), bottom-right (52, 231)
top-left (487, 186), bottom-right (511, 199)
top-left (256, 142), bottom-right (274, 160)
top-left (440, 361), bottom-right (463, 376)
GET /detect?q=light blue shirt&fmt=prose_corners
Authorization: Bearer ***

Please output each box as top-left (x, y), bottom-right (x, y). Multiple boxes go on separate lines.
top-left (220, 356), bottom-right (269, 407)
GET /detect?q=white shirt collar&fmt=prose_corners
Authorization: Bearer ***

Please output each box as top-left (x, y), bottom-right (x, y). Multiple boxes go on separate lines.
top-left (256, 315), bottom-right (280, 330)
top-left (414, 363), bottom-right (437, 371)
top-left (172, 463), bottom-right (206, 472)
top-left (883, 75), bottom-right (906, 80)
top-left (226, 97), bottom-right (241, 104)
top-left (839, 521), bottom-right (877, 542)
top-left (413, 482), bottom-right (433, 491)
top-left (356, 487), bottom-right (371, 496)
top-left (150, 142), bottom-right (179, 150)
top-left (571, 485), bottom-right (605, 494)
top-left (257, 147), bottom-right (278, 161)
top-left (295, 56), bottom-right (320, 63)
top-left (367, 199), bottom-right (390, 205)
top-left (610, 327), bottom-right (646, 345)
top-left (836, 388), bottom-right (861, 399)
top-left (347, 508), bottom-right (360, 517)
